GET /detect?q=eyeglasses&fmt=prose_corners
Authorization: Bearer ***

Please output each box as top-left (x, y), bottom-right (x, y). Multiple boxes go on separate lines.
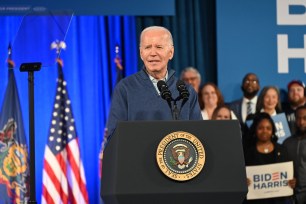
top-left (183, 77), bottom-right (198, 82)
top-left (244, 80), bottom-right (258, 84)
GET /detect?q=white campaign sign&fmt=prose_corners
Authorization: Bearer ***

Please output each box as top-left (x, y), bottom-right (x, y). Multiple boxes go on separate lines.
top-left (246, 161), bottom-right (294, 200)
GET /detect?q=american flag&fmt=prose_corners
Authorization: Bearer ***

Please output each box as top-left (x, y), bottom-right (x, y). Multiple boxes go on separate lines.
top-left (41, 58), bottom-right (89, 204)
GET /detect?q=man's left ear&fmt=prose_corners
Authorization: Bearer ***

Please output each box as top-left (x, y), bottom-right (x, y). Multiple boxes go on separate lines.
top-left (169, 50), bottom-right (174, 60)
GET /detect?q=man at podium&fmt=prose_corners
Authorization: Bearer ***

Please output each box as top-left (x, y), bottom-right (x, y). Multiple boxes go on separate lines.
top-left (106, 26), bottom-right (202, 139)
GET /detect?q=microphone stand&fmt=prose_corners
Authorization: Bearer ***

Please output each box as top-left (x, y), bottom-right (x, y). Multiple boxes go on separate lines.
top-left (20, 62), bottom-right (42, 204)
top-left (172, 99), bottom-right (179, 120)
top-left (172, 96), bottom-right (188, 120)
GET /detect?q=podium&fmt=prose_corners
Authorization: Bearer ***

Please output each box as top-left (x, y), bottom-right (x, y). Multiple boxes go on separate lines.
top-left (101, 120), bottom-right (248, 204)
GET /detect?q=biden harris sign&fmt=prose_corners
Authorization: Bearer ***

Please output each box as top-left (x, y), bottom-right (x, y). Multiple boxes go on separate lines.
top-left (217, 0), bottom-right (306, 102)
top-left (246, 161), bottom-right (294, 200)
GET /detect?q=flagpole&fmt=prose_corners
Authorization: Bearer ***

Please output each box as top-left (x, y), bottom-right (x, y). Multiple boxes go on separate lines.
top-left (20, 62), bottom-right (41, 204)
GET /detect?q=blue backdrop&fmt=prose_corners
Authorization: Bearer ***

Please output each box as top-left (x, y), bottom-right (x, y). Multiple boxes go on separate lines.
top-left (216, 0), bottom-right (306, 102)
top-left (0, 16), bottom-right (138, 203)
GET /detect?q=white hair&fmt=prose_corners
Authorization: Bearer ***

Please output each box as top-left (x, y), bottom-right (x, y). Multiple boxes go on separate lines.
top-left (139, 26), bottom-right (173, 47)
top-left (180, 67), bottom-right (201, 81)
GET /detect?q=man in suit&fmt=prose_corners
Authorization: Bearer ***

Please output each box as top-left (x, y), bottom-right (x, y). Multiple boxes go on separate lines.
top-left (228, 73), bottom-right (260, 149)
top-left (229, 73), bottom-right (260, 126)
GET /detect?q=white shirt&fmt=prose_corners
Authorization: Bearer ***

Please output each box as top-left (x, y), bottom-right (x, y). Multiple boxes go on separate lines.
top-left (242, 96), bottom-right (257, 122)
top-left (201, 109), bottom-right (209, 120)
top-left (148, 71), bottom-right (168, 94)
top-left (201, 109), bottom-right (237, 120)
top-left (260, 109), bottom-right (277, 116)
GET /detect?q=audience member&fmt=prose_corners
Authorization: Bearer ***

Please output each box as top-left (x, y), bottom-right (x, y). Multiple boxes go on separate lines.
top-left (283, 105), bottom-right (306, 204)
top-left (106, 26), bottom-right (202, 138)
top-left (255, 86), bottom-right (282, 116)
top-left (244, 112), bottom-right (296, 204)
top-left (180, 67), bottom-right (201, 93)
top-left (282, 80), bottom-right (306, 135)
top-left (198, 82), bottom-right (224, 120)
top-left (211, 105), bottom-right (232, 120)
top-left (242, 86), bottom-right (283, 150)
top-left (229, 73), bottom-right (260, 126)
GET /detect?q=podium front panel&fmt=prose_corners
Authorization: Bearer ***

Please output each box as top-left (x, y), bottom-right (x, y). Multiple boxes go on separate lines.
top-left (101, 120), bottom-right (247, 204)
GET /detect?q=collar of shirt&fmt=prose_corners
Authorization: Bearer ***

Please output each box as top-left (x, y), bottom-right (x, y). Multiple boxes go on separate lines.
top-left (242, 96), bottom-right (257, 105)
top-left (148, 71), bottom-right (168, 94)
top-left (260, 108), bottom-right (277, 116)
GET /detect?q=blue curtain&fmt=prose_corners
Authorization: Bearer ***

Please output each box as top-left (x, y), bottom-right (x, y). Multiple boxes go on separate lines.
top-left (0, 16), bottom-right (138, 204)
top-left (136, 0), bottom-right (217, 84)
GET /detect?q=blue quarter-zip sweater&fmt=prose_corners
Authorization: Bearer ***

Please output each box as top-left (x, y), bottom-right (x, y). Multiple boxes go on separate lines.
top-left (107, 68), bottom-right (202, 137)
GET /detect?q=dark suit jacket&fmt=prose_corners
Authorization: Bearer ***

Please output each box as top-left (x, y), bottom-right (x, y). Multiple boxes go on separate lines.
top-left (228, 99), bottom-right (243, 126)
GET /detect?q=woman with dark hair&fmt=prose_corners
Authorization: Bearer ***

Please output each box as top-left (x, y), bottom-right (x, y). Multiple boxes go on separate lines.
top-left (211, 105), bottom-right (232, 120)
top-left (244, 112), bottom-right (296, 204)
top-left (256, 86), bottom-right (282, 116)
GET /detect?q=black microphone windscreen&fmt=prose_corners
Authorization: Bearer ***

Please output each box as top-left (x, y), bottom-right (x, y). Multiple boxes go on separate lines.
top-left (176, 79), bottom-right (185, 88)
top-left (157, 80), bottom-right (167, 92)
top-left (176, 80), bottom-right (190, 100)
top-left (157, 80), bottom-right (172, 102)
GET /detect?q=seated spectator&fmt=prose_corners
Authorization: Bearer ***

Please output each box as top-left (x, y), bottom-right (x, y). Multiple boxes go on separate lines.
top-left (244, 112), bottom-right (296, 204)
top-left (180, 67), bottom-right (201, 93)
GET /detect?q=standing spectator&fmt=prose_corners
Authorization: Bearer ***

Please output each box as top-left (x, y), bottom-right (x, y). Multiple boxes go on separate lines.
top-left (180, 67), bottom-right (201, 93)
top-left (229, 73), bottom-right (260, 149)
top-left (229, 73), bottom-right (260, 127)
top-left (244, 112), bottom-right (296, 204)
top-left (243, 86), bottom-right (283, 151)
top-left (283, 105), bottom-right (306, 204)
top-left (256, 86), bottom-right (282, 116)
top-left (283, 80), bottom-right (306, 135)
top-left (199, 82), bottom-right (224, 120)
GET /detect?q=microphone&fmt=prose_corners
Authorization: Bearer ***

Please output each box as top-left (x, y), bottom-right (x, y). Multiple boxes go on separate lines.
top-left (176, 80), bottom-right (190, 102)
top-left (157, 80), bottom-right (172, 109)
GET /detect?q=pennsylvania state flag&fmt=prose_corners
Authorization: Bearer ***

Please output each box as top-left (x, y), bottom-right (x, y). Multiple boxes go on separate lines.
top-left (0, 61), bottom-right (29, 203)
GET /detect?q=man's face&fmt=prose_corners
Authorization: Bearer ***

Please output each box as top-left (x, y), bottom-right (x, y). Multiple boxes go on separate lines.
top-left (288, 84), bottom-right (305, 107)
top-left (296, 108), bottom-right (306, 135)
top-left (140, 29), bottom-right (174, 79)
top-left (182, 71), bottom-right (200, 92)
top-left (242, 74), bottom-right (260, 98)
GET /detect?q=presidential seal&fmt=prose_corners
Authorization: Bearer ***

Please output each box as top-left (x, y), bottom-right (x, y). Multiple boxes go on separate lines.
top-left (156, 131), bottom-right (205, 181)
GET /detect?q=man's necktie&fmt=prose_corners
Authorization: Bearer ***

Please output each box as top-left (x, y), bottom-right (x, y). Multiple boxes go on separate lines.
top-left (247, 101), bottom-right (252, 116)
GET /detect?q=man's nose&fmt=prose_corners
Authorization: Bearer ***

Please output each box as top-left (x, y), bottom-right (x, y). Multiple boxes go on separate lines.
top-left (149, 47), bottom-right (157, 55)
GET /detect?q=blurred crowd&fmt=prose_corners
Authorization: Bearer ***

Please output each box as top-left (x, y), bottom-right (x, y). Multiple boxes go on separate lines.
top-left (181, 67), bottom-right (306, 204)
